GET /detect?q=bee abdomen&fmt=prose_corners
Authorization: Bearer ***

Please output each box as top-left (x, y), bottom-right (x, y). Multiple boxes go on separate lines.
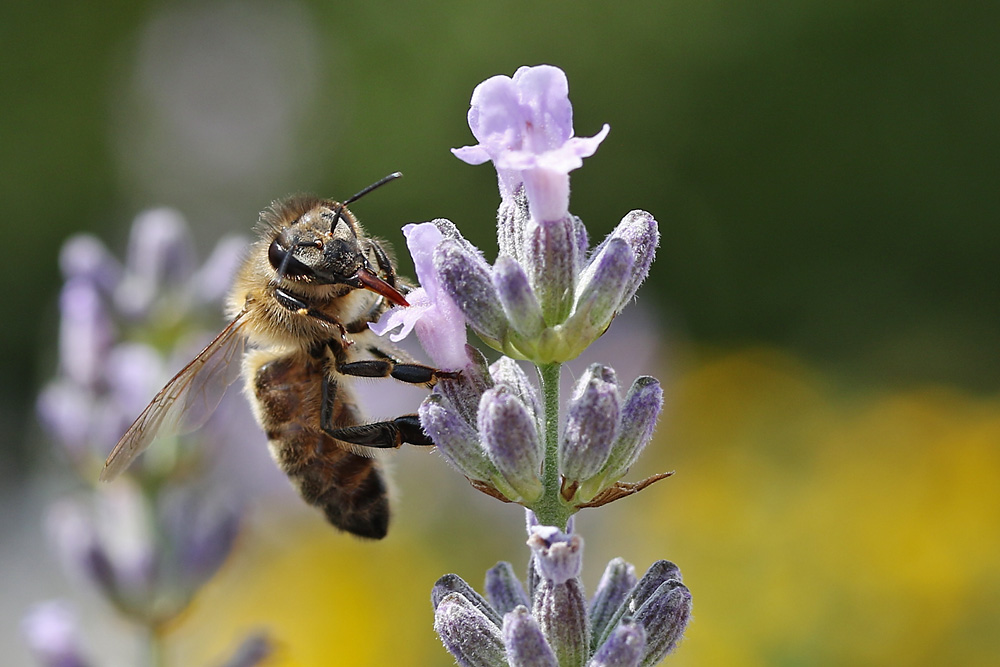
top-left (252, 353), bottom-right (391, 539)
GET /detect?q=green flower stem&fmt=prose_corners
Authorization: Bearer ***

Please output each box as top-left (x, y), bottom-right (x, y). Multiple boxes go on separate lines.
top-left (532, 361), bottom-right (573, 529)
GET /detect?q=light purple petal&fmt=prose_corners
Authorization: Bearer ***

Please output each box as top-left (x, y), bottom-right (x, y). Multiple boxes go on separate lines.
top-left (370, 223), bottom-right (469, 370)
top-left (512, 65), bottom-right (573, 150)
top-left (453, 65), bottom-right (609, 220)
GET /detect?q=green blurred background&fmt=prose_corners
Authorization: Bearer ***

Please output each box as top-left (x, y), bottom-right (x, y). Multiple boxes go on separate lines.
top-left (3, 0), bottom-right (998, 664)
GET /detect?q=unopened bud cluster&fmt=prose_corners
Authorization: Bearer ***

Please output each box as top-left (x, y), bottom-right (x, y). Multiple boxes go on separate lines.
top-left (434, 195), bottom-right (659, 364)
top-left (433, 524), bottom-right (691, 667)
top-left (421, 351), bottom-right (664, 509)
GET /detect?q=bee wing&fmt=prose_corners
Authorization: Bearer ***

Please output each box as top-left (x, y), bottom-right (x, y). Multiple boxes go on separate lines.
top-left (100, 309), bottom-right (250, 481)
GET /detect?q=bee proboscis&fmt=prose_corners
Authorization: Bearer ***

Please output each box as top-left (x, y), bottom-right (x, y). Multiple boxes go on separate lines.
top-left (101, 173), bottom-right (453, 539)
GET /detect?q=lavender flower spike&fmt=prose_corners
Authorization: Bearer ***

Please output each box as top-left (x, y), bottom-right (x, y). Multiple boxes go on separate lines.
top-left (452, 64), bottom-right (609, 225)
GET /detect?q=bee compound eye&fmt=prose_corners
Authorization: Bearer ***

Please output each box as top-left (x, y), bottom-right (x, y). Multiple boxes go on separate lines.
top-left (267, 237), bottom-right (287, 270)
top-left (268, 237), bottom-right (315, 278)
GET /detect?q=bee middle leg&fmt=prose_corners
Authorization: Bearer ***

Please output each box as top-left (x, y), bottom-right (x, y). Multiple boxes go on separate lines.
top-left (320, 373), bottom-right (433, 448)
top-left (334, 344), bottom-right (460, 388)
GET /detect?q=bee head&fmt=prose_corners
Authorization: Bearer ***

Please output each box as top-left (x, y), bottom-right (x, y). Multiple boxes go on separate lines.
top-left (267, 203), bottom-right (408, 307)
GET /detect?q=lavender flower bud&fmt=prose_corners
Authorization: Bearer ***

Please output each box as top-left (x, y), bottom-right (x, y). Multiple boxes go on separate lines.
top-left (116, 208), bottom-right (195, 318)
top-left (503, 606), bottom-right (558, 667)
top-left (493, 256), bottom-right (545, 340)
top-left (21, 601), bottom-right (91, 667)
top-left (485, 562), bottom-right (531, 615)
top-left (160, 489), bottom-right (241, 587)
top-left (433, 573), bottom-right (504, 628)
top-left (529, 527), bottom-right (589, 666)
top-left (496, 189), bottom-right (531, 264)
top-left (434, 593), bottom-right (507, 667)
top-left (560, 365), bottom-right (621, 491)
top-left (580, 376), bottom-right (663, 500)
top-left (436, 345), bottom-right (493, 426)
top-left (527, 217), bottom-right (578, 326)
top-left (574, 237), bottom-right (634, 329)
top-left (478, 387), bottom-right (543, 502)
top-left (488, 357), bottom-right (542, 431)
top-left (633, 580), bottom-right (692, 665)
top-left (595, 560), bottom-right (682, 650)
top-left (589, 558), bottom-right (638, 647)
top-left (59, 279), bottom-right (114, 389)
top-left (603, 210), bottom-right (659, 312)
top-left (435, 238), bottom-right (507, 343)
top-left (190, 235), bottom-right (248, 306)
top-left (430, 217), bottom-right (484, 259)
top-left (603, 376), bottom-right (662, 476)
top-left (588, 619), bottom-right (646, 667)
top-left (59, 234), bottom-right (121, 291)
top-left (420, 394), bottom-right (495, 482)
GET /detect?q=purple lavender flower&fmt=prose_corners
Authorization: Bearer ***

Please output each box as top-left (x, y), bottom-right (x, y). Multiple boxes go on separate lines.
top-left (34, 209), bottom-right (255, 659)
top-left (452, 65), bottom-right (609, 223)
top-left (399, 65), bottom-right (688, 665)
top-left (369, 222), bottom-right (469, 370)
top-left (376, 66), bottom-right (658, 365)
top-left (432, 521), bottom-right (691, 667)
top-left (47, 479), bottom-right (241, 625)
top-left (37, 210), bottom-right (250, 475)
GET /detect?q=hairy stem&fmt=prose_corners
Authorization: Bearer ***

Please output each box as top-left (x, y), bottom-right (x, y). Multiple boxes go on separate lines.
top-left (532, 362), bottom-right (572, 529)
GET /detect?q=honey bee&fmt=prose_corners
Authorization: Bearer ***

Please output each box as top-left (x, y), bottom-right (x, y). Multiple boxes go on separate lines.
top-left (101, 173), bottom-right (454, 539)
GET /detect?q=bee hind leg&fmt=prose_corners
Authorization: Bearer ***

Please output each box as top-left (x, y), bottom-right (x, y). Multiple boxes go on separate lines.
top-left (325, 415), bottom-right (435, 449)
top-left (321, 371), bottom-right (433, 448)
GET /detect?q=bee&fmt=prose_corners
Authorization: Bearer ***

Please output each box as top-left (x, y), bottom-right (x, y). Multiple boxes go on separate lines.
top-left (101, 173), bottom-right (454, 539)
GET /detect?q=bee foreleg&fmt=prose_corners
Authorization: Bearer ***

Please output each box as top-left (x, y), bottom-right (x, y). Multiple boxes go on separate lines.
top-left (325, 415), bottom-right (434, 449)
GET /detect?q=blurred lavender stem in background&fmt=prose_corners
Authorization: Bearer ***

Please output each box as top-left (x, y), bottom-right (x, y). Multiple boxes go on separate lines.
top-left (31, 210), bottom-right (268, 666)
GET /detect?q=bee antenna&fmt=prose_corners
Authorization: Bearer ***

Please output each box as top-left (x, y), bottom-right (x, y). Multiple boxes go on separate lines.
top-left (330, 172), bottom-right (403, 232)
